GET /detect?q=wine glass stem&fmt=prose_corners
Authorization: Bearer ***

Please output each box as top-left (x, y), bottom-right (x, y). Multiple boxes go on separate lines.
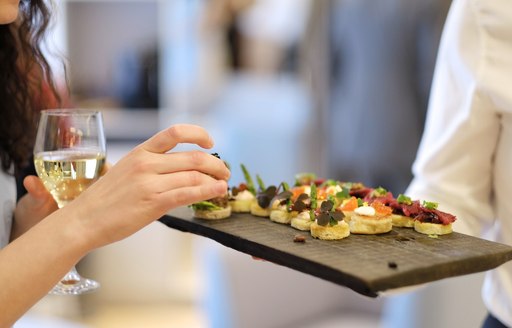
top-left (50, 266), bottom-right (100, 295)
top-left (61, 266), bottom-right (82, 285)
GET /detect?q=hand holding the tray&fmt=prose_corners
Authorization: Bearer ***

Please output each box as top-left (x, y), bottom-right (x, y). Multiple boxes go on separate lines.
top-left (63, 124), bottom-right (231, 250)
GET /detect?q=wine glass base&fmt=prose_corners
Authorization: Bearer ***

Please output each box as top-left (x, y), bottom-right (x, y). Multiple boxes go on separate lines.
top-left (49, 278), bottom-right (100, 295)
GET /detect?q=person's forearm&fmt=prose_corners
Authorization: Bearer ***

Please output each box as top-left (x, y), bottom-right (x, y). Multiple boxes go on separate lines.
top-left (0, 123), bottom-right (230, 327)
top-left (0, 206), bottom-right (89, 328)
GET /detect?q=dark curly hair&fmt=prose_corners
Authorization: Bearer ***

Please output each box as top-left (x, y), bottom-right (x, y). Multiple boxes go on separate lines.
top-left (0, 0), bottom-right (63, 175)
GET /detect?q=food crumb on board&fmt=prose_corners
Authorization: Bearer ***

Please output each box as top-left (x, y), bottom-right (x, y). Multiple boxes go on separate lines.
top-left (293, 234), bottom-right (306, 243)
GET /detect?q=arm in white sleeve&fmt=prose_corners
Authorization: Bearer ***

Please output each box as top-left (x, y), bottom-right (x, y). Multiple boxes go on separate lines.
top-left (406, 0), bottom-right (500, 237)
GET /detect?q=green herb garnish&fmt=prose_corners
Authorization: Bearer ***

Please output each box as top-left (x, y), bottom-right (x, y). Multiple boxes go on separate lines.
top-left (336, 187), bottom-right (350, 201)
top-left (310, 183), bottom-right (318, 210)
top-left (256, 174), bottom-right (266, 191)
top-left (309, 209), bottom-right (315, 221)
top-left (372, 186), bottom-right (388, 197)
top-left (320, 179), bottom-right (337, 187)
top-left (328, 194), bottom-right (336, 204)
top-left (397, 194), bottom-right (413, 205)
top-left (190, 201), bottom-right (222, 211)
top-left (241, 164), bottom-right (256, 195)
top-left (423, 200), bottom-right (439, 210)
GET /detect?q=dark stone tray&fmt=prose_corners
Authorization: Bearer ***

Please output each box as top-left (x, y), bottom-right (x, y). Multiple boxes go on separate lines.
top-left (159, 207), bottom-right (512, 297)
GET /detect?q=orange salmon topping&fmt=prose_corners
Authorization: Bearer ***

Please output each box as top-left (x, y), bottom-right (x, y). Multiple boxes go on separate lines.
top-left (371, 201), bottom-right (393, 216)
top-left (340, 196), bottom-right (358, 211)
top-left (317, 188), bottom-right (328, 200)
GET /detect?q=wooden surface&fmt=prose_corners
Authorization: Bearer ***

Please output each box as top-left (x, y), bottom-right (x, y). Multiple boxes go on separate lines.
top-left (159, 207), bottom-right (512, 297)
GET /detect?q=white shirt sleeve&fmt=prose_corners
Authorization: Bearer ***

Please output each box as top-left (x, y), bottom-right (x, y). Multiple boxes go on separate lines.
top-left (406, 0), bottom-right (501, 237)
top-left (399, 1), bottom-right (512, 325)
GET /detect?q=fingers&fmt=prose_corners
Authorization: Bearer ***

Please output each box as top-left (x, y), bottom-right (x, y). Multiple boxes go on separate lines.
top-left (157, 179), bottom-right (228, 209)
top-left (145, 151), bottom-right (230, 180)
top-left (141, 124), bottom-right (214, 154)
top-left (147, 170), bottom-right (223, 194)
top-left (23, 176), bottom-right (51, 199)
top-left (21, 176), bottom-right (57, 213)
top-left (132, 124), bottom-right (229, 180)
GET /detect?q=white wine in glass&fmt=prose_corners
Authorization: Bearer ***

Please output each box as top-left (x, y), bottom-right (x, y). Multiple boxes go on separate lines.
top-left (34, 109), bottom-right (106, 295)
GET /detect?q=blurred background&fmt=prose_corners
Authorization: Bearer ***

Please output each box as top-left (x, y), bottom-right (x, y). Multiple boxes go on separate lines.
top-left (18, 0), bottom-right (488, 327)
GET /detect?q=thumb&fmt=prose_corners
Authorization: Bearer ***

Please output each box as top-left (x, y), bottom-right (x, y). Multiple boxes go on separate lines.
top-left (23, 175), bottom-right (51, 200)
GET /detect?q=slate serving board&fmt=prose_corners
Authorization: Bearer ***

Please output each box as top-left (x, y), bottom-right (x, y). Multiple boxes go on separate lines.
top-left (159, 207), bottom-right (512, 297)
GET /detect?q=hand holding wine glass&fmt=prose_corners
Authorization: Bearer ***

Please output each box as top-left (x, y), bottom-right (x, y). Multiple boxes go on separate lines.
top-left (11, 175), bottom-right (58, 241)
top-left (33, 109), bottom-right (106, 295)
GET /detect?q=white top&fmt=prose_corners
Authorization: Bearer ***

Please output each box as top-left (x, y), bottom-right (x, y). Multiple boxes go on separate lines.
top-left (406, 0), bottom-right (512, 325)
top-left (0, 169), bottom-right (16, 248)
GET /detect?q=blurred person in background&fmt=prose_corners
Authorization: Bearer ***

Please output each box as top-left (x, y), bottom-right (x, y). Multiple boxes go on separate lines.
top-left (305, 0), bottom-right (452, 195)
top-left (201, 0), bottom-right (254, 71)
top-left (202, 0), bottom-right (311, 75)
top-left (235, 0), bottom-right (311, 75)
top-left (0, 1), bottom-right (230, 327)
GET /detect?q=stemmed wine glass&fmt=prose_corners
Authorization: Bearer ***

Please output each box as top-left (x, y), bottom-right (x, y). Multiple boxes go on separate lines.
top-left (33, 109), bottom-right (106, 295)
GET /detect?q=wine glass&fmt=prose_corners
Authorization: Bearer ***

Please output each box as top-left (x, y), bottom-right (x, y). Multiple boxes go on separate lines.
top-left (33, 109), bottom-right (106, 295)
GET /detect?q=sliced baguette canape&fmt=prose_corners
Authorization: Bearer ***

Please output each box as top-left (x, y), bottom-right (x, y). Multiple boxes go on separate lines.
top-left (291, 211), bottom-right (314, 231)
top-left (194, 206), bottom-right (232, 220)
top-left (229, 198), bottom-right (254, 213)
top-left (250, 201), bottom-right (271, 217)
top-left (391, 214), bottom-right (415, 228)
top-left (310, 221), bottom-right (350, 240)
top-left (414, 221), bottom-right (452, 235)
top-left (349, 204), bottom-right (392, 234)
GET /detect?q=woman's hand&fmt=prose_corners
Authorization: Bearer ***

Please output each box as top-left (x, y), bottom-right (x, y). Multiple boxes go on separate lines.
top-left (0, 124), bottom-right (228, 327)
top-left (67, 124), bottom-right (231, 250)
top-left (11, 176), bottom-right (58, 241)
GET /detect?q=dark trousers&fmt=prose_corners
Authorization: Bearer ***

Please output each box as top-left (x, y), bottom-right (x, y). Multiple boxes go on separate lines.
top-left (483, 313), bottom-right (510, 328)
